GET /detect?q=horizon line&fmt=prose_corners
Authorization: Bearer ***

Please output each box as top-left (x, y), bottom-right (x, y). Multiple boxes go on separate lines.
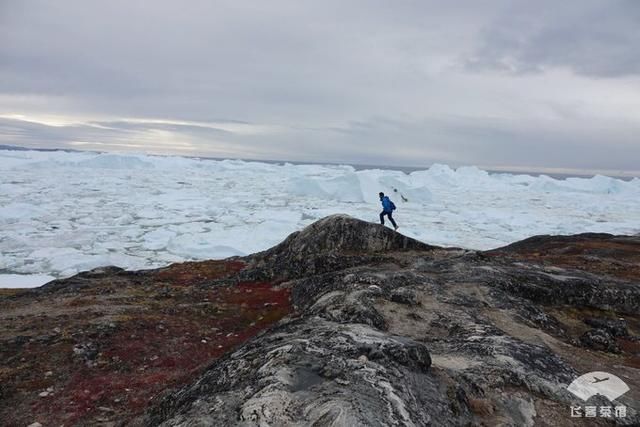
top-left (1, 143), bottom-right (638, 180)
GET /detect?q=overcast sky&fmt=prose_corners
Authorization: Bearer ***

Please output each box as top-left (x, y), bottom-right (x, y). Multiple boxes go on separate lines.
top-left (1, 0), bottom-right (639, 174)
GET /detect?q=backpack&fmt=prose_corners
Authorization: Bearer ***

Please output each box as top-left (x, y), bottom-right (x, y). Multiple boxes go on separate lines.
top-left (390, 200), bottom-right (396, 211)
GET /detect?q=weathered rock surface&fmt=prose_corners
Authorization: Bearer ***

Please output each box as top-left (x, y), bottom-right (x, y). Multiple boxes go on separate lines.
top-left (144, 216), bottom-right (640, 426)
top-left (243, 214), bottom-right (438, 281)
top-left (1, 215), bottom-right (639, 426)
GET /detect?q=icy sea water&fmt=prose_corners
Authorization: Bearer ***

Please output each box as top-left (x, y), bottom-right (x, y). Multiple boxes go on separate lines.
top-left (1, 150), bottom-right (639, 287)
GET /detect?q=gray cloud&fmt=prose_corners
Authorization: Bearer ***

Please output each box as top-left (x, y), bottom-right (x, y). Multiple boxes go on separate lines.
top-left (1, 0), bottom-right (639, 174)
top-left (466, 0), bottom-right (640, 77)
top-left (4, 114), bottom-right (638, 174)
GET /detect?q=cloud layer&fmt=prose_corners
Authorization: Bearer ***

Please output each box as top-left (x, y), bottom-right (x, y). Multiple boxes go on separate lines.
top-left (1, 0), bottom-right (639, 174)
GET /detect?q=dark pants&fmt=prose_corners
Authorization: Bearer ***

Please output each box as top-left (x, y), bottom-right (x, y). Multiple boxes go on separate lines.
top-left (380, 211), bottom-right (397, 228)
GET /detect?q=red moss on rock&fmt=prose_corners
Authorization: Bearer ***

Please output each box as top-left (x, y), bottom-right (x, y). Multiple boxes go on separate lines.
top-left (154, 259), bottom-right (246, 286)
top-left (0, 260), bottom-right (290, 426)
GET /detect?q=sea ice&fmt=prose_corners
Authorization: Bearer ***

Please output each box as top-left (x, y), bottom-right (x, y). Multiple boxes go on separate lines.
top-left (1, 150), bottom-right (638, 287)
top-left (0, 274), bottom-right (57, 288)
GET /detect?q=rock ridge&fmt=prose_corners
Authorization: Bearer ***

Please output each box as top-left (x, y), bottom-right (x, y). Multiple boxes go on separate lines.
top-left (0, 215), bottom-right (638, 426)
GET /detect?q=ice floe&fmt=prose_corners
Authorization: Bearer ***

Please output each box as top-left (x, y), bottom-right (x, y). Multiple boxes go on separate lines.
top-left (1, 149), bottom-right (638, 287)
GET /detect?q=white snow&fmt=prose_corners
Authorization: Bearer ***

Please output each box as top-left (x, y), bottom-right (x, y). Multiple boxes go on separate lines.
top-left (1, 149), bottom-right (639, 288)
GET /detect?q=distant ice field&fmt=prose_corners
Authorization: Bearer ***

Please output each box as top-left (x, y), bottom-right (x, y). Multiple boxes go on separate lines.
top-left (1, 150), bottom-right (639, 287)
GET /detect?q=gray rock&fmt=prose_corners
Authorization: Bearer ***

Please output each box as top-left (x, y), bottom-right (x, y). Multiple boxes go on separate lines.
top-left (390, 287), bottom-right (419, 305)
top-left (244, 214), bottom-right (439, 280)
top-left (579, 328), bottom-right (621, 353)
top-left (73, 342), bottom-right (99, 363)
top-left (37, 215), bottom-right (638, 426)
top-left (584, 317), bottom-right (629, 337)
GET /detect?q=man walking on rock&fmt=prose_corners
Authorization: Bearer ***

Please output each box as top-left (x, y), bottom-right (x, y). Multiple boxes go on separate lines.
top-left (379, 192), bottom-right (398, 230)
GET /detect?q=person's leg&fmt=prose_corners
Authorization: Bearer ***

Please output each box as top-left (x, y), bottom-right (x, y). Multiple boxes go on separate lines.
top-left (379, 211), bottom-right (385, 225)
top-left (388, 212), bottom-right (398, 229)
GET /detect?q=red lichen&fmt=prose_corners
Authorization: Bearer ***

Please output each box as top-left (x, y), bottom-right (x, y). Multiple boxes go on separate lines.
top-left (490, 238), bottom-right (640, 281)
top-left (2, 260), bottom-right (291, 426)
top-left (153, 260), bottom-right (246, 286)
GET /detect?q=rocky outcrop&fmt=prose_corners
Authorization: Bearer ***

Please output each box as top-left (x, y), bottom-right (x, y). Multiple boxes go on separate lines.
top-left (244, 214), bottom-right (440, 280)
top-left (1, 215), bottom-right (639, 426)
top-left (144, 216), bottom-right (640, 426)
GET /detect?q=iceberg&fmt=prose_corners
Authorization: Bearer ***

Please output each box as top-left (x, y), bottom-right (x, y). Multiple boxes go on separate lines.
top-left (1, 149), bottom-right (638, 286)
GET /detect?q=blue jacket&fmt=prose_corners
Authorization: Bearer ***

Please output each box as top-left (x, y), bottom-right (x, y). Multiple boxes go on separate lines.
top-left (381, 196), bottom-right (393, 212)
